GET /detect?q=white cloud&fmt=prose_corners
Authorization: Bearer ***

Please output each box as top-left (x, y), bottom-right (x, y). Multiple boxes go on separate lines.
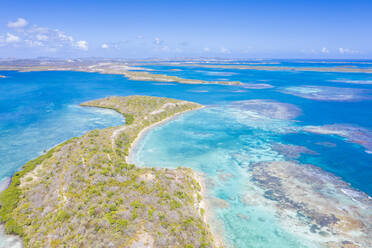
top-left (75, 40), bottom-right (88, 51)
top-left (220, 47), bottom-right (231, 54)
top-left (152, 37), bottom-right (170, 52)
top-left (36, 34), bottom-right (48, 41)
top-left (8, 18), bottom-right (29, 28)
top-left (101, 43), bottom-right (109, 49)
top-left (153, 37), bottom-right (163, 45)
top-left (25, 39), bottom-right (44, 47)
top-left (6, 33), bottom-right (20, 43)
top-left (321, 47), bottom-right (329, 53)
top-left (339, 47), bottom-right (359, 54)
top-left (203, 47), bottom-right (210, 52)
top-left (57, 30), bottom-right (74, 42)
top-left (28, 26), bottom-right (49, 34)
top-left (0, 35), bottom-right (5, 47)
top-left (1, 20), bottom-right (90, 52)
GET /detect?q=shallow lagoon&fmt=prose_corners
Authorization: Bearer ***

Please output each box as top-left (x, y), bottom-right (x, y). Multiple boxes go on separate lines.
top-left (0, 60), bottom-right (371, 247)
top-left (131, 106), bottom-right (372, 247)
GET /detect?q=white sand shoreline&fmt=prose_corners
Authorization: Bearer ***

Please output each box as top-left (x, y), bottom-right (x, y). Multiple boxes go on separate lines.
top-left (193, 171), bottom-right (226, 247)
top-left (126, 105), bottom-right (205, 164)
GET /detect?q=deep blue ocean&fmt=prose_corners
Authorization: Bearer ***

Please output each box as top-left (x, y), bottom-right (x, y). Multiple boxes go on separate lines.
top-left (0, 60), bottom-right (371, 247)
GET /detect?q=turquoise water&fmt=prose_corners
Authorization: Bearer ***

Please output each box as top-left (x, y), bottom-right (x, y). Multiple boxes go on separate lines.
top-left (0, 61), bottom-right (371, 247)
top-left (130, 106), bottom-right (372, 247)
top-left (130, 108), bottom-right (308, 247)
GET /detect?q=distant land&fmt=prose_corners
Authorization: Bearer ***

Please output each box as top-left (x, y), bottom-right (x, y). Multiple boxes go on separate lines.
top-left (0, 59), bottom-right (243, 86)
top-left (124, 71), bottom-right (242, 85)
top-left (1, 59), bottom-right (372, 89)
top-left (148, 62), bottom-right (372, 73)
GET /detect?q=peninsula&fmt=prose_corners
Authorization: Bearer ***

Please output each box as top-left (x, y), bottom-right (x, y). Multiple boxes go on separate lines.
top-left (0, 96), bottom-right (217, 248)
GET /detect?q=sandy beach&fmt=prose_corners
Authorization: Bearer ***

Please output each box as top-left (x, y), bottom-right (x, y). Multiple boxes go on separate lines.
top-left (193, 171), bottom-right (226, 248)
top-left (126, 105), bottom-right (204, 164)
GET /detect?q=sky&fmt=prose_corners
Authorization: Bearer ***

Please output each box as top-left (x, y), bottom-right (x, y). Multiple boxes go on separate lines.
top-left (0, 0), bottom-right (371, 59)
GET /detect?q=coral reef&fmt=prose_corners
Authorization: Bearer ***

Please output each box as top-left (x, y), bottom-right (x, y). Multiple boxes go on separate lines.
top-left (251, 161), bottom-right (372, 248)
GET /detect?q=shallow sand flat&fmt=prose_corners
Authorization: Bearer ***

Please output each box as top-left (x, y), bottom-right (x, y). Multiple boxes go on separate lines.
top-left (280, 86), bottom-right (372, 101)
top-left (232, 99), bottom-right (302, 120)
top-left (329, 79), bottom-right (372, 85)
top-left (242, 83), bottom-right (274, 89)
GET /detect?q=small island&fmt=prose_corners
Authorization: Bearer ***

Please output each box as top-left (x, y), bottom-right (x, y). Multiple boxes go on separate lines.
top-left (123, 71), bottom-right (242, 85)
top-left (0, 96), bottom-right (218, 247)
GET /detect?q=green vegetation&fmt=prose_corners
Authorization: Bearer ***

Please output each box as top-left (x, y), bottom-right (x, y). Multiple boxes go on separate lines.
top-left (0, 96), bottom-right (216, 247)
top-left (0, 139), bottom-right (74, 235)
top-left (123, 113), bottom-right (134, 125)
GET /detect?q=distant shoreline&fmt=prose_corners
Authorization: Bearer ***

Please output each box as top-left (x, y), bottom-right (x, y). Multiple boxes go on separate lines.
top-left (0, 62), bottom-right (243, 86)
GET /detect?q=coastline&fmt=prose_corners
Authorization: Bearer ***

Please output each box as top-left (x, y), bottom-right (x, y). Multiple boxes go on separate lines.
top-left (193, 171), bottom-right (226, 248)
top-left (0, 97), bottom-right (217, 247)
top-left (126, 105), bottom-right (205, 164)
top-left (90, 100), bottom-right (225, 247)
top-left (125, 105), bottom-right (226, 247)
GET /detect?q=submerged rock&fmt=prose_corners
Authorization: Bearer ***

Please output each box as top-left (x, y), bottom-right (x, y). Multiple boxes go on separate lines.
top-left (271, 143), bottom-right (318, 159)
top-left (250, 161), bottom-right (372, 247)
top-left (303, 124), bottom-right (372, 154)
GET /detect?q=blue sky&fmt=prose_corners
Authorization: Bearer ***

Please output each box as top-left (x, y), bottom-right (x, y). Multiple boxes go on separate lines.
top-left (1, 0), bottom-right (371, 58)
